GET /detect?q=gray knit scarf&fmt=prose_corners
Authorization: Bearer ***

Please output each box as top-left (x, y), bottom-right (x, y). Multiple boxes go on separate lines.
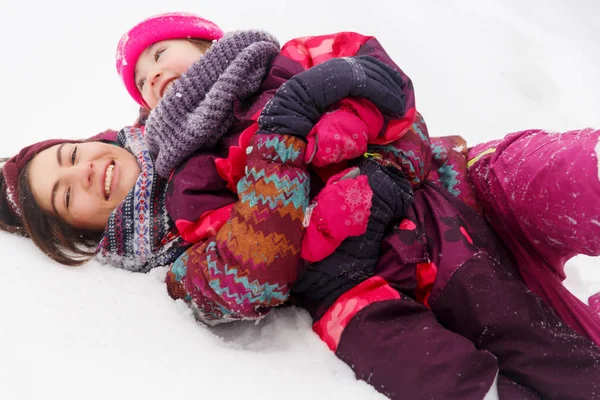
top-left (145, 30), bottom-right (280, 178)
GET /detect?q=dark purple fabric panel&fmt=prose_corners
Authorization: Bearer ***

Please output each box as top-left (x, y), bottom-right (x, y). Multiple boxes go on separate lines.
top-left (498, 375), bottom-right (541, 400)
top-left (335, 297), bottom-right (498, 400)
top-left (430, 252), bottom-right (600, 400)
top-left (375, 182), bottom-right (504, 300)
top-left (166, 152), bottom-right (237, 224)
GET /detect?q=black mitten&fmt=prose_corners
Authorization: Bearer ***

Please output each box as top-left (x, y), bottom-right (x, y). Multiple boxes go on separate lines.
top-left (258, 56), bottom-right (408, 140)
top-left (292, 158), bottom-right (413, 318)
top-left (359, 157), bottom-right (414, 231)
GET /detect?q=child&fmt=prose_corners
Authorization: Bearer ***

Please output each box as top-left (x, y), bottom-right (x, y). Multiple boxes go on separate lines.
top-left (116, 12), bottom-right (417, 262)
top-left (114, 12), bottom-right (416, 314)
top-left (116, 12), bottom-right (600, 399)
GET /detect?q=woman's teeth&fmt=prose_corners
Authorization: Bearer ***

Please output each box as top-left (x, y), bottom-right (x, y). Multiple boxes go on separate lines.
top-left (105, 164), bottom-right (115, 198)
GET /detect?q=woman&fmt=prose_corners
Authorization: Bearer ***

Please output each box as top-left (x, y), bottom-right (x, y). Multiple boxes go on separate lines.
top-left (2, 14), bottom-right (600, 399)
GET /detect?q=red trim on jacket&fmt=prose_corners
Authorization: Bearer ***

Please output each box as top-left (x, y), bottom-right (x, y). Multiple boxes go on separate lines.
top-left (313, 276), bottom-right (400, 352)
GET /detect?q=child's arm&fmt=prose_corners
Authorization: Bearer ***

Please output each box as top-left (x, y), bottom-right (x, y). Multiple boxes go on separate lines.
top-left (165, 133), bottom-right (309, 323)
top-left (270, 53), bottom-right (433, 189)
top-left (282, 32), bottom-right (432, 188)
top-left (282, 32), bottom-right (417, 144)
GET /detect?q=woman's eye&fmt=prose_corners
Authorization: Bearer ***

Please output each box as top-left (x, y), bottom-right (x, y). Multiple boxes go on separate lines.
top-left (66, 187), bottom-right (71, 209)
top-left (154, 48), bottom-right (165, 62)
top-left (71, 146), bottom-right (77, 165)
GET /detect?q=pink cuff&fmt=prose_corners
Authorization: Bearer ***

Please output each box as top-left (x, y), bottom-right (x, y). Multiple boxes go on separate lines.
top-left (313, 276), bottom-right (400, 352)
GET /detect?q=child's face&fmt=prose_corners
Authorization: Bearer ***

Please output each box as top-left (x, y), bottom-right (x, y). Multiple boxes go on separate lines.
top-left (134, 39), bottom-right (206, 109)
top-left (28, 141), bottom-right (141, 232)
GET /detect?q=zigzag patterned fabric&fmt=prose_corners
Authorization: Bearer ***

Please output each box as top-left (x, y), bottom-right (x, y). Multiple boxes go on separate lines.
top-left (368, 112), bottom-right (432, 188)
top-left (367, 112), bottom-right (482, 215)
top-left (368, 113), bottom-right (482, 214)
top-left (166, 133), bottom-right (309, 324)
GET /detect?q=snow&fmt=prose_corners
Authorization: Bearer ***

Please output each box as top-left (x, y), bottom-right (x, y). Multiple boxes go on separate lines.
top-left (0, 0), bottom-right (599, 399)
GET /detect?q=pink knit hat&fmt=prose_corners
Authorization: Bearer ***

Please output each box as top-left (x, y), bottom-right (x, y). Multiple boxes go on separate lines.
top-left (115, 12), bottom-right (224, 107)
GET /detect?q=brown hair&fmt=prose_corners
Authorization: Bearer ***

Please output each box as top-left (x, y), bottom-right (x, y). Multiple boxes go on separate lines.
top-left (0, 161), bottom-right (101, 266)
top-left (188, 38), bottom-right (213, 53)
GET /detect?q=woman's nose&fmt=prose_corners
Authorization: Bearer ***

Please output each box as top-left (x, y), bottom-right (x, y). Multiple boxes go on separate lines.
top-left (67, 162), bottom-right (93, 189)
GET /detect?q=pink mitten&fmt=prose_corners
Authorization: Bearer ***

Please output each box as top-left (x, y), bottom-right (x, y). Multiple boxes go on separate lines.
top-left (305, 99), bottom-right (384, 167)
top-left (301, 167), bottom-right (372, 262)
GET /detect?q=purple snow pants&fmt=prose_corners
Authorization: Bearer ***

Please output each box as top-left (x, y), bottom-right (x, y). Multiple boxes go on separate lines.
top-left (308, 129), bottom-right (600, 400)
top-left (468, 128), bottom-right (600, 343)
top-left (318, 183), bottom-right (600, 400)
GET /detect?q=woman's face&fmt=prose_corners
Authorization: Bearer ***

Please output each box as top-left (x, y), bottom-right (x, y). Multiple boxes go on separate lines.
top-left (134, 39), bottom-right (206, 109)
top-left (28, 141), bottom-right (141, 232)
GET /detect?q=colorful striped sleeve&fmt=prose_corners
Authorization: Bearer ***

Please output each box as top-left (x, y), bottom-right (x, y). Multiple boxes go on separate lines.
top-left (165, 134), bottom-right (309, 324)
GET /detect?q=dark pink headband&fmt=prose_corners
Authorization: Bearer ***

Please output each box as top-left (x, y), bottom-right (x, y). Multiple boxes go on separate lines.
top-left (1, 129), bottom-right (118, 219)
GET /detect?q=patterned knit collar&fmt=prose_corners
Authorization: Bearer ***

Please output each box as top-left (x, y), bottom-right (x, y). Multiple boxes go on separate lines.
top-left (96, 127), bottom-right (188, 272)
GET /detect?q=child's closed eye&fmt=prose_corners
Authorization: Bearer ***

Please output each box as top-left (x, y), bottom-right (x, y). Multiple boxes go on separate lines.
top-left (154, 48), bottom-right (165, 62)
top-left (137, 77), bottom-right (146, 90)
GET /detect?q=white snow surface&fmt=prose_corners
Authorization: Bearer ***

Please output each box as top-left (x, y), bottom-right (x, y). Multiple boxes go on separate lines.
top-left (1, 1), bottom-right (599, 399)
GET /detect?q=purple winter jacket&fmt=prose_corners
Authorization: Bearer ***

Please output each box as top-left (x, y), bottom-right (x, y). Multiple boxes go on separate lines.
top-left (131, 31), bottom-right (600, 398)
top-left (156, 32), bottom-right (417, 323)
